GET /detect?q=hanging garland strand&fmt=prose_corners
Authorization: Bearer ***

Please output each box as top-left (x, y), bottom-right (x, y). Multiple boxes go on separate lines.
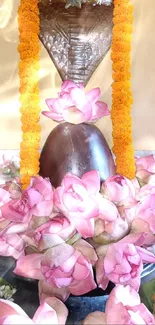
top-left (111, 0), bottom-right (135, 179)
top-left (18, 0), bottom-right (41, 189)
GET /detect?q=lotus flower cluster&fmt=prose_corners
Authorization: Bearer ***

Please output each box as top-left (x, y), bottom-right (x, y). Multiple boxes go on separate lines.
top-left (83, 285), bottom-right (155, 325)
top-left (0, 297), bottom-right (68, 324)
top-left (0, 155), bottom-right (155, 323)
top-left (0, 285), bottom-right (154, 325)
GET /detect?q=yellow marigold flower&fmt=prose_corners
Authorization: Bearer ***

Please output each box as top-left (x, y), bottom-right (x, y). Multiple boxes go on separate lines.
top-left (19, 93), bottom-right (40, 105)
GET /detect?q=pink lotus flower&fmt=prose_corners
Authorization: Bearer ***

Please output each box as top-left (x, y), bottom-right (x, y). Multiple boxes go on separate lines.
top-left (26, 214), bottom-right (76, 251)
top-left (14, 239), bottom-right (97, 301)
top-left (83, 311), bottom-right (106, 325)
top-left (136, 155), bottom-right (155, 183)
top-left (0, 233), bottom-right (25, 260)
top-left (42, 80), bottom-right (109, 124)
top-left (1, 176), bottom-right (53, 224)
top-left (0, 182), bottom-right (23, 232)
top-left (101, 175), bottom-right (136, 205)
top-left (0, 188), bottom-right (11, 212)
top-left (0, 184), bottom-right (28, 259)
top-left (93, 216), bottom-right (129, 245)
top-left (53, 171), bottom-right (100, 238)
top-left (0, 188), bottom-right (11, 229)
top-left (135, 193), bottom-right (155, 233)
top-left (0, 221), bottom-right (28, 259)
top-left (0, 297), bottom-right (68, 324)
top-left (105, 285), bottom-right (155, 325)
top-left (124, 190), bottom-right (155, 244)
top-left (1, 180), bottom-right (21, 200)
top-left (124, 211), bottom-right (155, 247)
top-left (83, 285), bottom-right (155, 324)
top-left (39, 280), bottom-right (70, 303)
top-left (138, 183), bottom-right (155, 198)
top-left (54, 171), bottom-right (118, 238)
top-left (96, 233), bottom-right (155, 291)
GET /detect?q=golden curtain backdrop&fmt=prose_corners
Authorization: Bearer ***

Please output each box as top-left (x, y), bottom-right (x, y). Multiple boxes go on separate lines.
top-left (0, 0), bottom-right (155, 150)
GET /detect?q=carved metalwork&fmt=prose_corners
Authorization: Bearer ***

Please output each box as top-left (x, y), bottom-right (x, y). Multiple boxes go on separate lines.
top-left (65, 0), bottom-right (113, 8)
top-left (39, 1), bottom-right (113, 85)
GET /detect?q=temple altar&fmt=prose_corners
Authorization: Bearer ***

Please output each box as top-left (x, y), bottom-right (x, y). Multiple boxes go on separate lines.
top-left (0, 1), bottom-right (155, 323)
top-left (0, 0), bottom-right (155, 151)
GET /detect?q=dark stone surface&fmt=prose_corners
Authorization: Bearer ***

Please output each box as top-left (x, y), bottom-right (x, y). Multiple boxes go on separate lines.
top-left (40, 123), bottom-right (116, 187)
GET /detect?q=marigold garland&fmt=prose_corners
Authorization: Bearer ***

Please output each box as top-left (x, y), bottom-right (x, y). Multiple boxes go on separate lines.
top-left (111, 0), bottom-right (136, 179)
top-left (18, 0), bottom-right (40, 189)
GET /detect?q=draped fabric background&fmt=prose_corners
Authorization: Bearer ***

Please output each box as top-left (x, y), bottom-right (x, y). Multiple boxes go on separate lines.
top-left (0, 0), bottom-right (155, 150)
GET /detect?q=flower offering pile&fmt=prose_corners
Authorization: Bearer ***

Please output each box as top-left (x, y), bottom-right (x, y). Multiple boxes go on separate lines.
top-left (0, 0), bottom-right (155, 324)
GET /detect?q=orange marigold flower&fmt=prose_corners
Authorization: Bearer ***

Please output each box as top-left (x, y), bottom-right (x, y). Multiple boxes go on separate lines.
top-left (18, 0), bottom-right (40, 189)
top-left (20, 175), bottom-right (31, 190)
top-left (113, 23), bottom-right (133, 34)
top-left (22, 124), bottom-right (41, 133)
top-left (111, 0), bottom-right (135, 179)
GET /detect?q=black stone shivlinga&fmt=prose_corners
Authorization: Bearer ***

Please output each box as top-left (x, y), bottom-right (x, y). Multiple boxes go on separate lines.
top-left (39, 122), bottom-right (116, 187)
